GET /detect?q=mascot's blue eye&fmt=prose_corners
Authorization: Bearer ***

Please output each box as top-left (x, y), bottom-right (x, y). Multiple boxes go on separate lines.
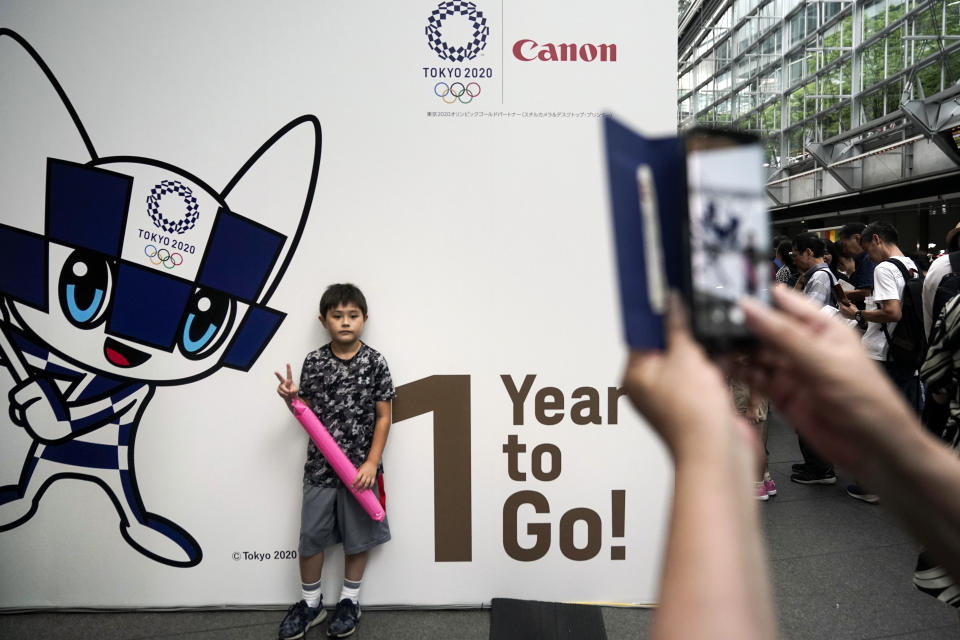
top-left (182, 314), bottom-right (217, 352)
top-left (58, 250), bottom-right (112, 328)
top-left (178, 288), bottom-right (234, 359)
top-left (66, 285), bottom-right (104, 322)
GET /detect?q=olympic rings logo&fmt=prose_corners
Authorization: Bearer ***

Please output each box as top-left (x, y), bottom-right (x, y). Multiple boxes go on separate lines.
top-left (144, 244), bottom-right (184, 270)
top-left (435, 82), bottom-right (481, 104)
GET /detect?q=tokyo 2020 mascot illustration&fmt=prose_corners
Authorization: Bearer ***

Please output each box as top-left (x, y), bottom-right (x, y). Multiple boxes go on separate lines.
top-left (0, 29), bottom-right (321, 567)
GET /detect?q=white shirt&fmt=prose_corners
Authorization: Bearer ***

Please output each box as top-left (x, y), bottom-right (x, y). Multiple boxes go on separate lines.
top-left (923, 253), bottom-right (954, 337)
top-left (862, 255), bottom-right (918, 362)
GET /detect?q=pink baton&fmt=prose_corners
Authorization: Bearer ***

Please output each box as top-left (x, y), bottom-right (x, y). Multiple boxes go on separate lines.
top-left (290, 398), bottom-right (385, 522)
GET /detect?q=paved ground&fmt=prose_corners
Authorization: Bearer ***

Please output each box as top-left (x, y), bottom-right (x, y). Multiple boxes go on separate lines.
top-left (1, 411), bottom-right (958, 639)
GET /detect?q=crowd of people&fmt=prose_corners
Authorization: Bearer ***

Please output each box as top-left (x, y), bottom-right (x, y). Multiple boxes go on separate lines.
top-left (767, 222), bottom-right (960, 497)
top-left (624, 221), bottom-right (960, 638)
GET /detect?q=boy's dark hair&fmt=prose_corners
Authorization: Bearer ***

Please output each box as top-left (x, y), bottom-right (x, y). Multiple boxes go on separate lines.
top-left (792, 232), bottom-right (825, 258)
top-left (837, 222), bottom-right (866, 239)
top-left (319, 283), bottom-right (368, 317)
top-left (862, 222), bottom-right (899, 246)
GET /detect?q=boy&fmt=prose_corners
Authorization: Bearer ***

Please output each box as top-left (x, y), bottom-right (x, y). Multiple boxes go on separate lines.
top-left (274, 283), bottom-right (395, 639)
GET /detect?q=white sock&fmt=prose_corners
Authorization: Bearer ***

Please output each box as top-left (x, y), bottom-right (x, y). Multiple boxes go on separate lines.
top-left (340, 579), bottom-right (361, 604)
top-left (301, 579), bottom-right (322, 608)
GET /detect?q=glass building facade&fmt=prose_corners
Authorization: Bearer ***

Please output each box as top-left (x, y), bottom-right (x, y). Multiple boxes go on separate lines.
top-left (680, 0), bottom-right (959, 162)
top-left (678, 0), bottom-right (960, 249)
top-left (681, 0), bottom-right (959, 163)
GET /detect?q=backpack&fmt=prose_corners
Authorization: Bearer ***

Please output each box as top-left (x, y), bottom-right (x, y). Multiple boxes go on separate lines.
top-left (929, 251), bottom-right (960, 338)
top-left (881, 258), bottom-right (926, 368)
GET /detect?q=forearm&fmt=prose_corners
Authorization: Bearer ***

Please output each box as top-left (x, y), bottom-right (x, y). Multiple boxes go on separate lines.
top-left (861, 306), bottom-right (899, 323)
top-left (365, 416), bottom-right (390, 467)
top-left (653, 432), bottom-right (776, 640)
top-left (14, 378), bottom-right (144, 442)
top-left (863, 426), bottom-right (960, 581)
top-left (846, 288), bottom-right (871, 305)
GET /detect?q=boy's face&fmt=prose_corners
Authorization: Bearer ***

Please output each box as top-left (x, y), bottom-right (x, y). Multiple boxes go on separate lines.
top-left (319, 303), bottom-right (366, 346)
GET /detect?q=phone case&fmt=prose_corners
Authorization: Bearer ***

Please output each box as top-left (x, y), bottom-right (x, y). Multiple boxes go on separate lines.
top-left (604, 115), bottom-right (768, 351)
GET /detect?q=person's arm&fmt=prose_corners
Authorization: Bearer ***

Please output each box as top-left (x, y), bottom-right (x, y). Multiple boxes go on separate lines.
top-left (353, 399), bottom-right (391, 491)
top-left (839, 263), bottom-right (901, 322)
top-left (623, 300), bottom-right (777, 640)
top-left (839, 298), bottom-right (901, 323)
top-left (844, 287), bottom-right (871, 306)
top-left (739, 286), bottom-right (960, 582)
top-left (274, 363), bottom-right (314, 414)
top-left (653, 422), bottom-right (774, 640)
top-left (862, 428), bottom-right (960, 580)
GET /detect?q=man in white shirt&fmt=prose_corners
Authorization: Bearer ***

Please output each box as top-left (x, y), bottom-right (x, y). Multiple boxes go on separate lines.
top-left (838, 222), bottom-right (920, 503)
top-left (846, 230), bottom-right (917, 368)
top-left (838, 222), bottom-right (920, 402)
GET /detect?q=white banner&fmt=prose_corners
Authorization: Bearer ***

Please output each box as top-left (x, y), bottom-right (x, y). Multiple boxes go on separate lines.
top-left (0, 0), bottom-right (677, 608)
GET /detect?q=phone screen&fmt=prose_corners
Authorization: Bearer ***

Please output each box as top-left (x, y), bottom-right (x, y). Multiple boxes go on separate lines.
top-left (686, 137), bottom-right (770, 347)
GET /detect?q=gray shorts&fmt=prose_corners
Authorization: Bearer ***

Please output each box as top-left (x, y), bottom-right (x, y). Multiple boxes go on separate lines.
top-left (299, 483), bottom-right (391, 557)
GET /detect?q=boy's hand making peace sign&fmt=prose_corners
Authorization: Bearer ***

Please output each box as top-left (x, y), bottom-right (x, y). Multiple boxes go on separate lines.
top-left (274, 363), bottom-right (299, 405)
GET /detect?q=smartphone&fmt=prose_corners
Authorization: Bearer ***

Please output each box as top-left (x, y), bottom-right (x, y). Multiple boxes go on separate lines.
top-left (683, 129), bottom-right (770, 351)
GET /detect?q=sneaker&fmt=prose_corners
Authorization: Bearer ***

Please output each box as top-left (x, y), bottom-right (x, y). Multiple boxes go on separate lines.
top-left (755, 481), bottom-right (769, 501)
top-left (847, 484), bottom-right (879, 504)
top-left (790, 468), bottom-right (837, 485)
top-left (279, 599), bottom-right (326, 640)
top-left (791, 463), bottom-right (808, 472)
top-left (764, 477), bottom-right (778, 496)
top-left (327, 598), bottom-right (361, 638)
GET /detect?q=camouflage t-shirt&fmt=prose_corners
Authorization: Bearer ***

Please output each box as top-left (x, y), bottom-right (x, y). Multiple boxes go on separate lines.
top-left (298, 343), bottom-right (396, 487)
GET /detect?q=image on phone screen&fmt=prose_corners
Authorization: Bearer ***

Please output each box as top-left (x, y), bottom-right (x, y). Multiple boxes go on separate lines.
top-left (687, 143), bottom-right (770, 343)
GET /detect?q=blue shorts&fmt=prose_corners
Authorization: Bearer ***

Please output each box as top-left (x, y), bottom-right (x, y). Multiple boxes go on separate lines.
top-left (299, 483), bottom-right (391, 556)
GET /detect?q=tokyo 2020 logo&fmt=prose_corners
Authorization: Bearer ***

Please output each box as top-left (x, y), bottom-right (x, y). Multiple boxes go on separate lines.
top-left (426, 1), bottom-right (489, 62)
top-left (146, 179), bottom-right (200, 235)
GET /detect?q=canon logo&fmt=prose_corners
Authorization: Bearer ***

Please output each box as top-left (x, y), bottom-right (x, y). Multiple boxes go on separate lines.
top-left (512, 39), bottom-right (617, 62)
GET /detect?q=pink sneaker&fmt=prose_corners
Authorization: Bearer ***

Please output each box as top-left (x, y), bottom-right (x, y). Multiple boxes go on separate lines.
top-left (764, 477), bottom-right (777, 497)
top-left (755, 481), bottom-right (769, 501)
